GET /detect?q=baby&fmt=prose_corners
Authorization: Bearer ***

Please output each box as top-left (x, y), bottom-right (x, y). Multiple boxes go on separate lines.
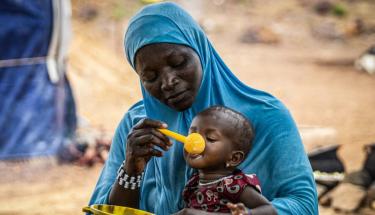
top-left (182, 106), bottom-right (276, 215)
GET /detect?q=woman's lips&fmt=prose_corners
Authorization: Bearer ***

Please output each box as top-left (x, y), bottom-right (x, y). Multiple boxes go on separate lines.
top-left (166, 90), bottom-right (187, 104)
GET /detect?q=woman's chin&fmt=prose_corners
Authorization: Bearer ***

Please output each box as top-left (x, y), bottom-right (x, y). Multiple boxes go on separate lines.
top-left (167, 99), bottom-right (193, 111)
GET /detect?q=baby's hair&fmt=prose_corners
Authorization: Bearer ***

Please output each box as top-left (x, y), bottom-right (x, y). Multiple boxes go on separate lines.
top-left (198, 106), bottom-right (254, 156)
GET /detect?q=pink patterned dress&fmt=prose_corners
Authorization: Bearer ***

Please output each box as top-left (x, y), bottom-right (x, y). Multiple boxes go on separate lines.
top-left (183, 170), bottom-right (262, 213)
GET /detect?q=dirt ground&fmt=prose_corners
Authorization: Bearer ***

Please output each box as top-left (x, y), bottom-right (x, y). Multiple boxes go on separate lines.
top-left (1, 0), bottom-right (375, 214)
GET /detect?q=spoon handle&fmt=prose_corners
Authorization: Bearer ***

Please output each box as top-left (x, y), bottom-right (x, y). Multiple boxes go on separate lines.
top-left (158, 129), bottom-right (186, 143)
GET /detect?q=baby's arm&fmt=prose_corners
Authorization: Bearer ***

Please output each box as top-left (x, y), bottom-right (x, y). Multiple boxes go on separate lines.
top-left (227, 186), bottom-right (277, 215)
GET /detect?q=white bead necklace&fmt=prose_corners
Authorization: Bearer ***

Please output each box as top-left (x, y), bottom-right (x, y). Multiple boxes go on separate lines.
top-left (198, 174), bottom-right (233, 186)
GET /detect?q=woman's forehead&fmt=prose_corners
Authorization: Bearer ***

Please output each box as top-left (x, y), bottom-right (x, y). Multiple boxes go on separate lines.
top-left (136, 43), bottom-right (192, 56)
top-left (136, 44), bottom-right (175, 61)
top-left (124, 3), bottom-right (208, 69)
top-left (135, 43), bottom-right (197, 68)
top-left (137, 43), bottom-right (179, 56)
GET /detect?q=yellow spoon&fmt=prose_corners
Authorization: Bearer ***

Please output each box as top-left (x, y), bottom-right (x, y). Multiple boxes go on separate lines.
top-left (158, 129), bottom-right (205, 154)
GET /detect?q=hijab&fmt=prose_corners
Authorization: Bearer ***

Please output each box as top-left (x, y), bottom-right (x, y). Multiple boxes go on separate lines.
top-left (121, 2), bottom-right (317, 214)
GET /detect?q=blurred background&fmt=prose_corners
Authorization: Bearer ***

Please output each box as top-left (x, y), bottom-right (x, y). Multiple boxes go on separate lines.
top-left (0, 0), bottom-right (375, 214)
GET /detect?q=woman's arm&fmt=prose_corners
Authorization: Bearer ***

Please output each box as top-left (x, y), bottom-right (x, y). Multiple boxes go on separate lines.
top-left (107, 162), bottom-right (141, 208)
top-left (88, 113), bottom-right (130, 206)
top-left (108, 118), bottom-right (171, 208)
top-left (269, 163), bottom-right (317, 215)
top-left (240, 108), bottom-right (318, 215)
top-left (260, 110), bottom-right (318, 215)
top-left (268, 121), bottom-right (318, 215)
top-left (88, 103), bottom-right (171, 209)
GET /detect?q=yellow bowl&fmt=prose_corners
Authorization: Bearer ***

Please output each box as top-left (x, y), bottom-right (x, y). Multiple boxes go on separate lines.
top-left (82, 204), bottom-right (154, 215)
top-left (141, 0), bottom-right (163, 4)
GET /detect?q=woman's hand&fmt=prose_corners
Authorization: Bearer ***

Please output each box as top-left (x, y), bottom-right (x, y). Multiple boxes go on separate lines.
top-left (124, 118), bottom-right (172, 174)
top-left (227, 203), bottom-right (249, 215)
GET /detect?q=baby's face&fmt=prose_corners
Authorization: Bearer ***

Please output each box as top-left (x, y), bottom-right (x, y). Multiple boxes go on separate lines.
top-left (184, 111), bottom-right (236, 171)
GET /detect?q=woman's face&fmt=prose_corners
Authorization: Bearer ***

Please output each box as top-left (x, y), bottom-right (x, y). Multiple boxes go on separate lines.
top-left (135, 43), bottom-right (202, 111)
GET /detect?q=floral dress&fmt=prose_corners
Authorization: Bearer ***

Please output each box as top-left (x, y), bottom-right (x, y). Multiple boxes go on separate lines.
top-left (183, 170), bottom-right (262, 213)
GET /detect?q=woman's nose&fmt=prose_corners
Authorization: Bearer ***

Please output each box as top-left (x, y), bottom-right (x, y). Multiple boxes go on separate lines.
top-left (161, 72), bottom-right (179, 91)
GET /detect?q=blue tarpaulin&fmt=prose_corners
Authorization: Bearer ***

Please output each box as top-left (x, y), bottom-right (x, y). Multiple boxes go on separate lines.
top-left (0, 0), bottom-right (77, 159)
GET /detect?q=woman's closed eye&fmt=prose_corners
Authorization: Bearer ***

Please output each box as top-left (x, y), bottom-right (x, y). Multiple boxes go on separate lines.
top-left (169, 55), bottom-right (187, 69)
top-left (142, 71), bottom-right (157, 82)
top-left (172, 59), bottom-right (187, 68)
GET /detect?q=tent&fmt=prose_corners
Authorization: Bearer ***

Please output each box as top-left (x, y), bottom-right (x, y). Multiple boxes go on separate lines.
top-left (0, 0), bottom-right (77, 159)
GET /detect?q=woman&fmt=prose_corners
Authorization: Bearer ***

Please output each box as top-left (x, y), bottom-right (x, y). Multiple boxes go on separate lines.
top-left (89, 2), bottom-right (318, 215)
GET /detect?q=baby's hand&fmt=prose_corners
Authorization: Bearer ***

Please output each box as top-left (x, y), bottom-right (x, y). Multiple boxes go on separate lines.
top-left (227, 202), bottom-right (250, 215)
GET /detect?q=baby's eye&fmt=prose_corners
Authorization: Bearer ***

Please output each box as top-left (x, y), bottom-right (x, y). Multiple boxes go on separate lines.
top-left (206, 137), bottom-right (217, 142)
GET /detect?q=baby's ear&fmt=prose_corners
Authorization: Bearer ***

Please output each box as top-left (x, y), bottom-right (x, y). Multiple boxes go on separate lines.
top-left (228, 151), bottom-right (245, 167)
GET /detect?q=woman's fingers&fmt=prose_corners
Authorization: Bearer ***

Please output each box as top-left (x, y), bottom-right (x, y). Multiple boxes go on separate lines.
top-left (227, 202), bottom-right (235, 209)
top-left (133, 118), bottom-right (167, 130)
top-left (150, 129), bottom-right (173, 146)
top-left (129, 129), bottom-right (172, 150)
top-left (236, 203), bottom-right (247, 212)
top-left (132, 128), bottom-right (172, 146)
top-left (124, 118), bottom-right (170, 173)
top-left (133, 133), bottom-right (169, 151)
top-left (227, 202), bottom-right (248, 215)
top-left (132, 146), bottom-right (163, 157)
top-left (125, 118), bottom-right (173, 172)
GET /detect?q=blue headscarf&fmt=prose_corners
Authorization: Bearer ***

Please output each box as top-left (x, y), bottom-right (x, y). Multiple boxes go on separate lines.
top-left (89, 2), bottom-right (318, 214)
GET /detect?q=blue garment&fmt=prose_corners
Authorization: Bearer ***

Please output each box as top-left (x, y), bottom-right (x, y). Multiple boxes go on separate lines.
top-left (89, 2), bottom-right (318, 215)
top-left (0, 0), bottom-right (77, 159)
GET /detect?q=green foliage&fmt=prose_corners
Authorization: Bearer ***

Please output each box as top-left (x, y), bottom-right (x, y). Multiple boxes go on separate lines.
top-left (111, 6), bottom-right (127, 20)
top-left (110, 0), bottom-right (143, 21)
top-left (332, 3), bottom-right (348, 17)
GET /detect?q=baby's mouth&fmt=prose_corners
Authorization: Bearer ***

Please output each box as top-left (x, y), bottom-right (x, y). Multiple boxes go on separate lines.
top-left (188, 153), bottom-right (202, 159)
